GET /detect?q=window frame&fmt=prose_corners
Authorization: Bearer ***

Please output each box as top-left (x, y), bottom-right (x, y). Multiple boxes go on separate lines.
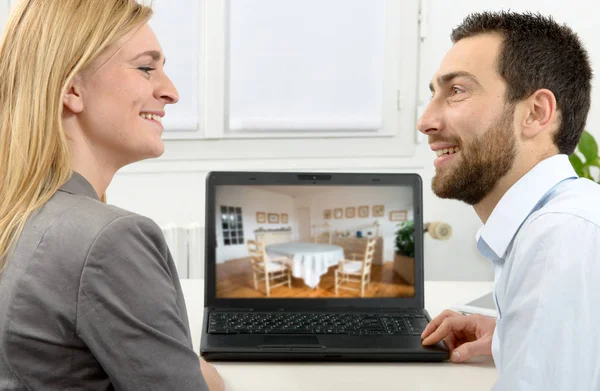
top-left (220, 205), bottom-right (244, 246)
top-left (194, 0), bottom-right (418, 141)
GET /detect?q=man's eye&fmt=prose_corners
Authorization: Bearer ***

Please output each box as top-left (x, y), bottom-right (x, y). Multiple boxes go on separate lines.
top-left (138, 66), bottom-right (155, 75)
top-left (451, 86), bottom-right (464, 95)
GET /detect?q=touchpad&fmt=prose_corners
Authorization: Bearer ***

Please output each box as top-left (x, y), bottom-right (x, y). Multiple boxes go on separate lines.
top-left (262, 336), bottom-right (319, 345)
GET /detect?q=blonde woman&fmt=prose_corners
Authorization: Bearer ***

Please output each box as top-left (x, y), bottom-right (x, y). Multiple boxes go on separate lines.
top-left (0, 1), bottom-right (223, 390)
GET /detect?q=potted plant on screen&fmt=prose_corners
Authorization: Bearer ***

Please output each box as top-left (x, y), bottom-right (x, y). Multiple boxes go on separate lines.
top-left (393, 220), bottom-right (415, 285)
top-left (569, 130), bottom-right (600, 182)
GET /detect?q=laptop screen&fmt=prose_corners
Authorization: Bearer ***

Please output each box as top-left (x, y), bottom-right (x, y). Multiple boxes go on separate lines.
top-left (213, 183), bottom-right (416, 299)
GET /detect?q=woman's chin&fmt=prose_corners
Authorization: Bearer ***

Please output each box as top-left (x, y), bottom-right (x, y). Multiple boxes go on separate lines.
top-left (151, 142), bottom-right (165, 157)
top-left (146, 138), bottom-right (165, 158)
top-left (130, 142), bottom-right (165, 163)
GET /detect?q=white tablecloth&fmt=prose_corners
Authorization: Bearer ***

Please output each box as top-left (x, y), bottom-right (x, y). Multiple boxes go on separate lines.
top-left (266, 242), bottom-right (344, 288)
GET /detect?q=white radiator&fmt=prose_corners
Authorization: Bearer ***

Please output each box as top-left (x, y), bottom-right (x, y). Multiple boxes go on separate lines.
top-left (160, 223), bottom-right (205, 279)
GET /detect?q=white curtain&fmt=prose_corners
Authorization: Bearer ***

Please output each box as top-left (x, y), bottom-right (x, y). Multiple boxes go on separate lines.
top-left (228, 0), bottom-right (387, 132)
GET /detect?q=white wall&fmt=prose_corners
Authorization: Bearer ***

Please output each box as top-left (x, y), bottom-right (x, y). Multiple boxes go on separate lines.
top-left (2, 0), bottom-right (598, 281)
top-left (109, 0), bottom-right (600, 281)
top-left (0, 1), bottom-right (8, 30)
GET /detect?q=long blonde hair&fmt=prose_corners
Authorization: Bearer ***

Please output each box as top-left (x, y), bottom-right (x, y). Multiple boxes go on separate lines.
top-left (0, 0), bottom-right (152, 272)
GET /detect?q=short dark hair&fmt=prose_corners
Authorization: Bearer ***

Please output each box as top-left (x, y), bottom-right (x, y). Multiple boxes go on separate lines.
top-left (451, 11), bottom-right (592, 155)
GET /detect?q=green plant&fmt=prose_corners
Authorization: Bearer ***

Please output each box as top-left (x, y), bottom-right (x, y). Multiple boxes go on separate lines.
top-left (569, 130), bottom-right (600, 182)
top-left (395, 220), bottom-right (414, 258)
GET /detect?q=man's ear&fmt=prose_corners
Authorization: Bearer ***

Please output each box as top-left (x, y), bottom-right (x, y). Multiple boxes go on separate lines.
top-left (63, 76), bottom-right (84, 114)
top-left (521, 89), bottom-right (557, 139)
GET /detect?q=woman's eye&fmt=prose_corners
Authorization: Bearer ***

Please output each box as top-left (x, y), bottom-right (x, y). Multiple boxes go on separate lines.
top-left (138, 66), bottom-right (155, 75)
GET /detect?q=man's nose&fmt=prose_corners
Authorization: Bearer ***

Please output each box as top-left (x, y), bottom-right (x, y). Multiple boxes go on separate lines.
top-left (417, 101), bottom-right (442, 135)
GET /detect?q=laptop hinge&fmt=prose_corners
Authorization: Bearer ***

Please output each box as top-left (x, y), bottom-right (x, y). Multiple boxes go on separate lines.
top-left (210, 308), bottom-right (423, 313)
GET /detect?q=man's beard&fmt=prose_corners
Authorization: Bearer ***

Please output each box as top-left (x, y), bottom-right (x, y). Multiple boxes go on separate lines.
top-left (431, 105), bottom-right (517, 205)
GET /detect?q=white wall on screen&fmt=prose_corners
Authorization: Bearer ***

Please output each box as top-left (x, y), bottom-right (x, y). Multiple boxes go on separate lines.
top-left (296, 186), bottom-right (413, 262)
top-left (212, 185), bottom-right (413, 263)
top-left (214, 186), bottom-right (296, 262)
top-left (296, 207), bottom-right (311, 242)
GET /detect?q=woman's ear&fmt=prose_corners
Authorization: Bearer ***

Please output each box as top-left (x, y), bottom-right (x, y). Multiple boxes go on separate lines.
top-left (63, 76), bottom-right (84, 114)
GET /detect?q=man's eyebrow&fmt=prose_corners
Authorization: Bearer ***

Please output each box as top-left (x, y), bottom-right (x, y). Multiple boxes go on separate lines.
top-left (132, 50), bottom-right (166, 65)
top-left (429, 71), bottom-right (481, 92)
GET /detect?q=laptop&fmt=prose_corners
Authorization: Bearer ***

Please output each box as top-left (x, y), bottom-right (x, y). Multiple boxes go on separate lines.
top-left (200, 172), bottom-right (448, 361)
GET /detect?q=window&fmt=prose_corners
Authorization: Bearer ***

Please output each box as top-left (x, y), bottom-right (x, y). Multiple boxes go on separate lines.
top-left (227, 0), bottom-right (387, 137)
top-left (148, 0), bottom-right (201, 139)
top-left (220, 205), bottom-right (244, 246)
top-left (130, 0), bottom-right (422, 160)
top-left (0, 1), bottom-right (10, 32)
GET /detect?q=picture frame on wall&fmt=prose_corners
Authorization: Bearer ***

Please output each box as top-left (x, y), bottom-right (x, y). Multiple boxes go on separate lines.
top-left (333, 208), bottom-right (343, 219)
top-left (372, 205), bottom-right (384, 217)
top-left (268, 213), bottom-right (279, 224)
top-left (323, 209), bottom-right (332, 219)
top-left (389, 210), bottom-right (407, 222)
top-left (345, 207), bottom-right (356, 218)
top-left (281, 213), bottom-right (288, 223)
top-left (256, 211), bottom-right (266, 223)
top-left (358, 205), bottom-right (369, 218)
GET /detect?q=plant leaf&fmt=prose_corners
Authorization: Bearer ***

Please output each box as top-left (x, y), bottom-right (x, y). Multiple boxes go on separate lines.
top-left (584, 159), bottom-right (600, 183)
top-left (569, 154), bottom-right (585, 177)
top-left (587, 158), bottom-right (600, 168)
top-left (578, 130), bottom-right (598, 164)
top-left (582, 164), bottom-right (592, 180)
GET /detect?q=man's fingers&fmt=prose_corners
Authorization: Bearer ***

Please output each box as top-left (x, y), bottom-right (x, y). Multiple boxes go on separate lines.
top-left (421, 309), bottom-right (462, 339)
top-left (443, 333), bottom-right (457, 351)
top-left (422, 315), bottom-right (469, 346)
top-left (450, 336), bottom-right (493, 363)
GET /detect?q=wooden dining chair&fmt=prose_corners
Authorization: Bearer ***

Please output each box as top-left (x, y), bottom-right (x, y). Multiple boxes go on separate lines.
top-left (335, 238), bottom-right (376, 297)
top-left (247, 240), bottom-right (292, 297)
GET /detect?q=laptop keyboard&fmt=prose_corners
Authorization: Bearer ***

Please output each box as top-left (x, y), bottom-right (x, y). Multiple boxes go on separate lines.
top-left (208, 312), bottom-right (429, 336)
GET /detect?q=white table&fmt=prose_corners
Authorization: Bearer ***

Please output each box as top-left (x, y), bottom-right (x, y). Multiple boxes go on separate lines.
top-left (266, 242), bottom-right (345, 288)
top-left (180, 279), bottom-right (498, 391)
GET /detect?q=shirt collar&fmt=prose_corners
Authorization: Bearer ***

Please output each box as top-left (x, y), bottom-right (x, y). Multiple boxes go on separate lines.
top-left (58, 171), bottom-right (100, 201)
top-left (476, 154), bottom-right (577, 259)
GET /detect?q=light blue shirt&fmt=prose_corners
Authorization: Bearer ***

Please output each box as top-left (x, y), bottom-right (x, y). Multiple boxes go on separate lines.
top-left (476, 154), bottom-right (600, 390)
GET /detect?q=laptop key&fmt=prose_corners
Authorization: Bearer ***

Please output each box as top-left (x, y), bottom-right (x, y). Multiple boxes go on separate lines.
top-left (407, 317), bottom-right (429, 334)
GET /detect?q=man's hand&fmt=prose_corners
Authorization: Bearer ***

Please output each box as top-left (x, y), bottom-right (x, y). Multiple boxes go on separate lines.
top-left (200, 358), bottom-right (225, 391)
top-left (421, 310), bottom-right (496, 363)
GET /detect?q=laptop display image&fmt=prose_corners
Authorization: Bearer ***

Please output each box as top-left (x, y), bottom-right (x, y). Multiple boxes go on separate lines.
top-left (214, 184), bottom-right (415, 299)
top-left (201, 172), bottom-right (448, 362)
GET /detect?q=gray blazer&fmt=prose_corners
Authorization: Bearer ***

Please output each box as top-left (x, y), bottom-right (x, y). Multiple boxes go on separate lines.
top-left (0, 172), bottom-right (208, 390)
